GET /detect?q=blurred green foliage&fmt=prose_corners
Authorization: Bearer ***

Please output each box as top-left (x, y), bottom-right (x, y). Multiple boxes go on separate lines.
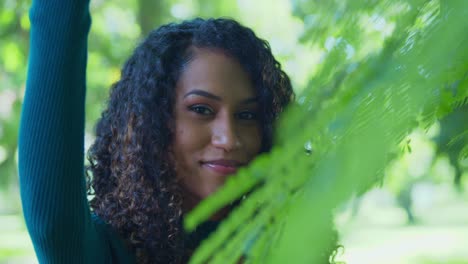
top-left (186, 0), bottom-right (467, 263)
top-left (0, 0), bottom-right (30, 198)
top-left (0, 0), bottom-right (467, 263)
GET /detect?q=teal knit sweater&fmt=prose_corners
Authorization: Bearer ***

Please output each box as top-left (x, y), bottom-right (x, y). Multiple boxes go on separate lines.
top-left (18, 0), bottom-right (135, 262)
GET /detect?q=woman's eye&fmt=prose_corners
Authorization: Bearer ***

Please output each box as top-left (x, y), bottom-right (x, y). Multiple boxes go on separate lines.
top-left (237, 111), bottom-right (257, 120)
top-left (189, 105), bottom-right (213, 115)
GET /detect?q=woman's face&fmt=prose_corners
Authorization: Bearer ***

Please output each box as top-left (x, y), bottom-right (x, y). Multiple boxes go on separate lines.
top-left (172, 48), bottom-right (262, 209)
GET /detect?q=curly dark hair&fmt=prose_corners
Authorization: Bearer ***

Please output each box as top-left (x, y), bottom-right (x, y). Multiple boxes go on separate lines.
top-left (86, 18), bottom-right (294, 263)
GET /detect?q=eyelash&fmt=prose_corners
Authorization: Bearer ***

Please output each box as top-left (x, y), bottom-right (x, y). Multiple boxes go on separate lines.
top-left (189, 105), bottom-right (214, 115)
top-left (236, 111), bottom-right (257, 120)
top-left (188, 105), bottom-right (258, 120)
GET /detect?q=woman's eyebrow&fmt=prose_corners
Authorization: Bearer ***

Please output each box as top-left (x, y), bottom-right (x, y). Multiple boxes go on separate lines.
top-left (184, 89), bottom-right (221, 100)
top-left (183, 89), bottom-right (258, 104)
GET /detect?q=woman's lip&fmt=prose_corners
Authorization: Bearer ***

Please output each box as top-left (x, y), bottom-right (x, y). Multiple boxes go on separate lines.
top-left (202, 163), bottom-right (239, 175)
top-left (203, 159), bottom-right (244, 166)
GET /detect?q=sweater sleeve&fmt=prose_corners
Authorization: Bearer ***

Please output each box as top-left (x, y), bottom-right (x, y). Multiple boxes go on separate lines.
top-left (18, 0), bottom-right (111, 262)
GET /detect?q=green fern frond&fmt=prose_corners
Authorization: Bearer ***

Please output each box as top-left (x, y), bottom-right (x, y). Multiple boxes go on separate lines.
top-left (186, 0), bottom-right (468, 263)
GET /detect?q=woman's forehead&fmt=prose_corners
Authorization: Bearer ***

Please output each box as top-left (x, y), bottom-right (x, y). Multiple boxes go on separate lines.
top-left (176, 48), bottom-right (256, 101)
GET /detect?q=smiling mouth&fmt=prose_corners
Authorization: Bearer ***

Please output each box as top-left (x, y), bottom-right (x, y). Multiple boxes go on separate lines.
top-left (201, 160), bottom-right (244, 175)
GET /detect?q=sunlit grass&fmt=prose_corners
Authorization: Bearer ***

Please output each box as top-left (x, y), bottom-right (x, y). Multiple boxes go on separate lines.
top-left (334, 129), bottom-right (468, 264)
top-left (335, 184), bottom-right (468, 264)
top-left (339, 208), bottom-right (468, 263)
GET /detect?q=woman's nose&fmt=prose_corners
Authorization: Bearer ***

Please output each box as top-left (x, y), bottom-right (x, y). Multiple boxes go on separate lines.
top-left (211, 115), bottom-right (241, 152)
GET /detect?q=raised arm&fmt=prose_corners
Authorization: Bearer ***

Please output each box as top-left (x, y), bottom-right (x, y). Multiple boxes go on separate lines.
top-left (18, 0), bottom-right (109, 262)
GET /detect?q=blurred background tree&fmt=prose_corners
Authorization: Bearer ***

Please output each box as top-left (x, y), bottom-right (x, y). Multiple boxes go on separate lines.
top-left (0, 0), bottom-right (29, 212)
top-left (0, 0), bottom-right (467, 263)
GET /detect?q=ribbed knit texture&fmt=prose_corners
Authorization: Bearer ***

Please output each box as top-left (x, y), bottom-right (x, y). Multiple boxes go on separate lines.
top-left (18, 0), bottom-right (134, 263)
